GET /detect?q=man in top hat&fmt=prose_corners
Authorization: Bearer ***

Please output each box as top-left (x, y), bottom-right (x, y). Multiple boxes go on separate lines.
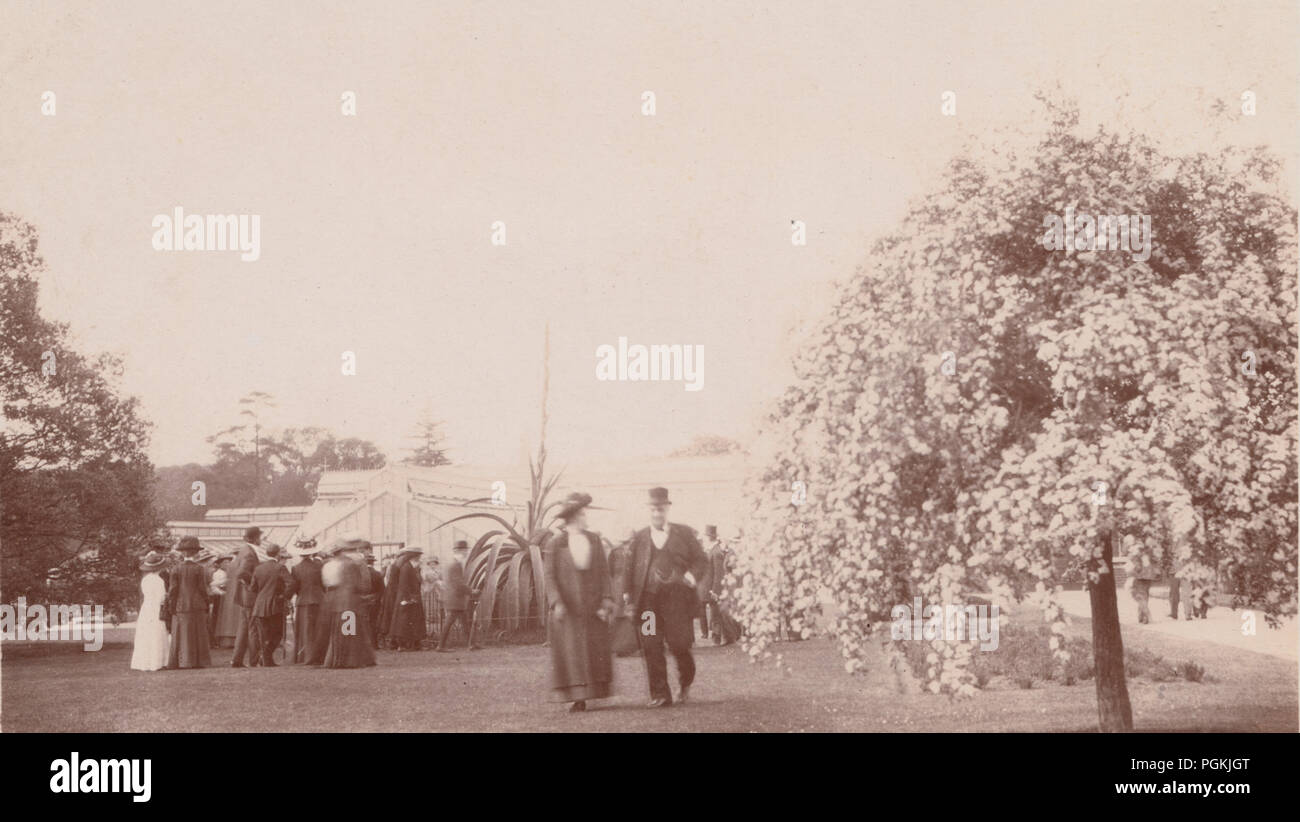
top-left (437, 540), bottom-right (479, 651)
top-left (698, 525), bottom-right (722, 640)
top-left (620, 487), bottom-right (710, 707)
top-left (230, 526), bottom-right (268, 668)
top-left (248, 542), bottom-right (292, 666)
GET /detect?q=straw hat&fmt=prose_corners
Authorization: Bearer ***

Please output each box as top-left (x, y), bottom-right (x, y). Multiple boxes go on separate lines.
top-left (139, 551), bottom-right (169, 571)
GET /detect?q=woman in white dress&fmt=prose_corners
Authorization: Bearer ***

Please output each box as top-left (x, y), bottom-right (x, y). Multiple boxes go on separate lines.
top-left (130, 551), bottom-right (170, 671)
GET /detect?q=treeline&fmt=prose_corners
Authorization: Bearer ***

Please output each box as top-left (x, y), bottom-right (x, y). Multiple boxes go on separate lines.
top-left (154, 426), bottom-right (387, 521)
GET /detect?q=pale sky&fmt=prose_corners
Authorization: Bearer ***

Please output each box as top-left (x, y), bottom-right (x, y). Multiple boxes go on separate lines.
top-left (2, 0), bottom-right (1295, 468)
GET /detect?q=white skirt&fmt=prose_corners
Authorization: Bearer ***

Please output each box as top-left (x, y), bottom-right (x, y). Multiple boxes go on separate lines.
top-left (130, 573), bottom-right (170, 671)
top-left (130, 619), bottom-right (169, 671)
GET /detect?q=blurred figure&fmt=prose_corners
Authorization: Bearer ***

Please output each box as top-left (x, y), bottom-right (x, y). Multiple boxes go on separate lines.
top-left (310, 534), bottom-right (377, 668)
top-left (387, 546), bottom-right (425, 651)
top-left (130, 550), bottom-right (170, 671)
top-left (364, 549), bottom-right (385, 649)
top-left (544, 493), bottom-right (616, 712)
top-left (709, 529), bottom-right (743, 645)
top-left (249, 543), bottom-right (291, 666)
top-left (699, 525), bottom-right (720, 640)
top-left (165, 537), bottom-right (212, 669)
top-left (378, 553), bottom-right (400, 649)
top-left (208, 555), bottom-right (230, 648)
top-left (438, 540), bottom-right (479, 651)
top-left (1128, 553), bottom-right (1161, 624)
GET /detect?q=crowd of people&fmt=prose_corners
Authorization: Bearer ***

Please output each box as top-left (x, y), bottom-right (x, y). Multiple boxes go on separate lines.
top-left (129, 485), bottom-right (743, 714)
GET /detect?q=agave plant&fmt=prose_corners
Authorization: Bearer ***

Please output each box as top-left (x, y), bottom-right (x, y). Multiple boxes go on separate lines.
top-left (432, 455), bottom-right (566, 636)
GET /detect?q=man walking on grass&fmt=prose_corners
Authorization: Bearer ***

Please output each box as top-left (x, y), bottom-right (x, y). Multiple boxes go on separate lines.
top-left (620, 487), bottom-right (710, 707)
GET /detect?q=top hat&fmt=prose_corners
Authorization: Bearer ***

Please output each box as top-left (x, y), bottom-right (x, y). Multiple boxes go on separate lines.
top-left (703, 524), bottom-right (718, 539)
top-left (555, 492), bottom-right (593, 522)
top-left (177, 536), bottom-right (202, 554)
top-left (647, 487), bottom-right (671, 506)
top-left (140, 550), bottom-right (169, 571)
top-left (453, 540), bottom-right (469, 551)
top-left (243, 526), bottom-right (262, 543)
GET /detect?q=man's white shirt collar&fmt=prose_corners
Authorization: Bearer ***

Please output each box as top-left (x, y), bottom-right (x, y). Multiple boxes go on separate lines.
top-left (650, 523), bottom-right (670, 548)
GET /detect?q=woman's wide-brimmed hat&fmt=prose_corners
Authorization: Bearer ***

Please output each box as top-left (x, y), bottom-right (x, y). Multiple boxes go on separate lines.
top-left (397, 545), bottom-right (424, 556)
top-left (139, 550), bottom-right (169, 571)
top-left (555, 492), bottom-right (593, 522)
top-left (177, 536), bottom-right (202, 554)
top-left (294, 537), bottom-right (322, 555)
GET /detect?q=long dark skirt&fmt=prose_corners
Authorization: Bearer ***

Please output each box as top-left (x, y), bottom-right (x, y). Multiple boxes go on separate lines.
top-left (549, 567), bottom-right (613, 702)
top-left (167, 612), bottom-right (211, 669)
top-left (294, 604), bottom-right (319, 663)
top-left (313, 607), bottom-right (377, 668)
top-left (389, 601), bottom-right (426, 648)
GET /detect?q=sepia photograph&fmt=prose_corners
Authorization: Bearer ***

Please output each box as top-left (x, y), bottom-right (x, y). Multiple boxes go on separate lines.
top-left (1, 0), bottom-right (1297, 798)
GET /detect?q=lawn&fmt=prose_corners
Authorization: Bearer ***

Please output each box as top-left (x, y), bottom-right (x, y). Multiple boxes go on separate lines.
top-left (2, 620), bottom-right (1295, 732)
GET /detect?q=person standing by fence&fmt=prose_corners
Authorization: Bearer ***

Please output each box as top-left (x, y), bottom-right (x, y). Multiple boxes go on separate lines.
top-left (387, 546), bottom-right (425, 651)
top-left (364, 549), bottom-right (386, 649)
top-left (437, 540), bottom-right (479, 651)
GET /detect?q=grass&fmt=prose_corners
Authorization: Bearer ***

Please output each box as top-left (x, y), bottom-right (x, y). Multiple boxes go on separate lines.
top-left (2, 621), bottom-right (1294, 732)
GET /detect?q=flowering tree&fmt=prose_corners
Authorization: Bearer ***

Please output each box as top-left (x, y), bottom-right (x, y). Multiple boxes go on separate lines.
top-left (730, 105), bottom-right (1297, 731)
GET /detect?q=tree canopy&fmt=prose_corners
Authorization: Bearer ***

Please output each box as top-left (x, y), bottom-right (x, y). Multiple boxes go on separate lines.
top-left (731, 105), bottom-right (1298, 720)
top-left (1, 213), bottom-right (158, 617)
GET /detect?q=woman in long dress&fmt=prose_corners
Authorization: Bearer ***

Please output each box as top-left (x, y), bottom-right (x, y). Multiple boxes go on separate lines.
top-left (130, 551), bottom-right (170, 671)
top-left (310, 535), bottom-right (377, 668)
top-left (386, 546), bottom-right (426, 650)
top-left (544, 492), bottom-right (616, 712)
top-left (165, 536), bottom-right (212, 669)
